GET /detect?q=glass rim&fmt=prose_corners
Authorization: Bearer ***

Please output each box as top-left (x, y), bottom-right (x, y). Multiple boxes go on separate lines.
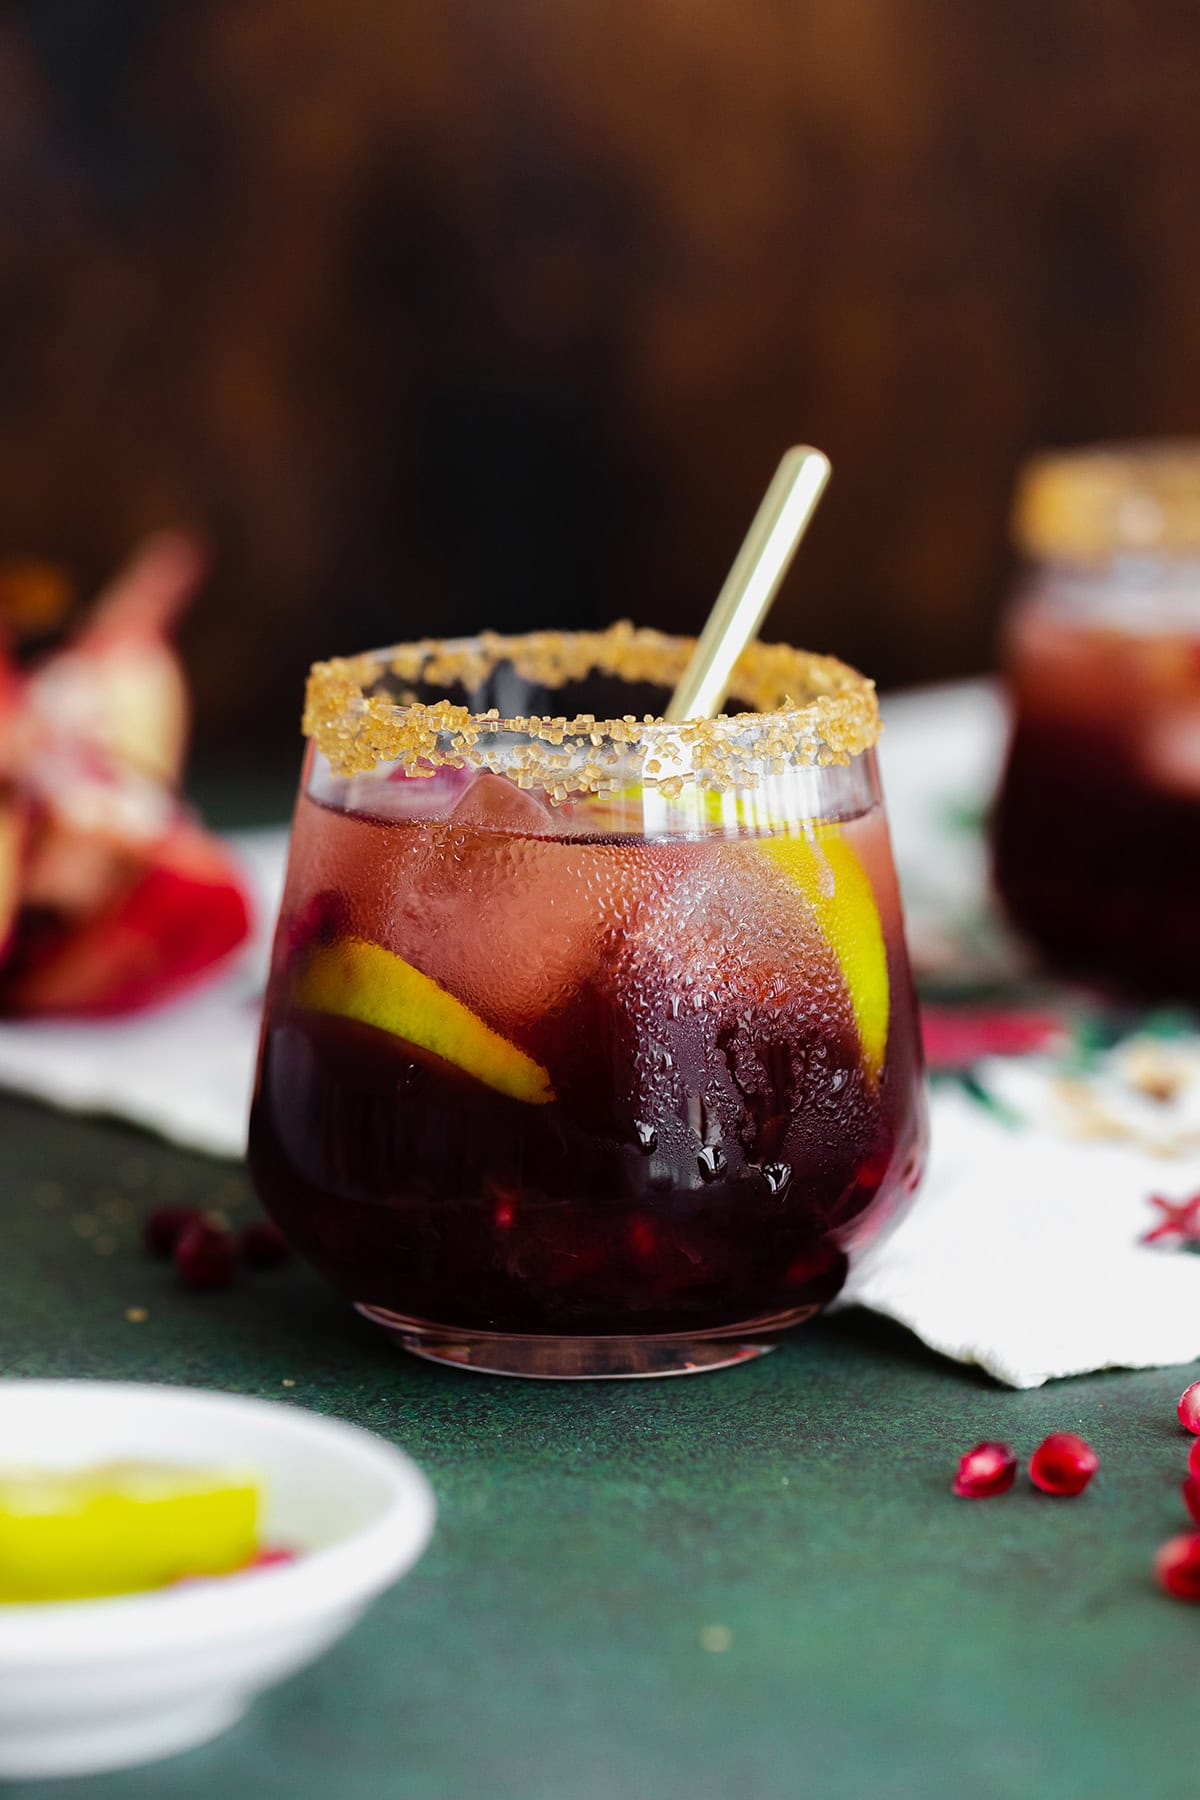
top-left (302, 623), bottom-right (880, 795)
top-left (1014, 439), bottom-right (1200, 563)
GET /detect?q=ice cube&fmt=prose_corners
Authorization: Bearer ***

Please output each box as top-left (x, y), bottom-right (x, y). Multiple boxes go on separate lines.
top-left (449, 772), bottom-right (556, 836)
top-left (317, 762), bottom-right (471, 822)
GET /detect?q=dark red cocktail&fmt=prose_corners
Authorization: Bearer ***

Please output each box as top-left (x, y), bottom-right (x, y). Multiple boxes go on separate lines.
top-left (249, 628), bottom-right (926, 1376)
top-left (994, 443), bottom-right (1200, 999)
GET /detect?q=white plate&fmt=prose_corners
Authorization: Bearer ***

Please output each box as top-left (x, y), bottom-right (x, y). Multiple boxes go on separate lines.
top-left (0, 1380), bottom-right (436, 1779)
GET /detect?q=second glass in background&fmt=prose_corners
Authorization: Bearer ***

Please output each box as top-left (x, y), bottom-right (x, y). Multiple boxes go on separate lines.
top-left (993, 442), bottom-right (1200, 1000)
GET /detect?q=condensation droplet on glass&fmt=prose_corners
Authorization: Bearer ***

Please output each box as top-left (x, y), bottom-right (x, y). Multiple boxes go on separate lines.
top-left (697, 1146), bottom-right (727, 1182)
top-left (634, 1121), bottom-right (658, 1154)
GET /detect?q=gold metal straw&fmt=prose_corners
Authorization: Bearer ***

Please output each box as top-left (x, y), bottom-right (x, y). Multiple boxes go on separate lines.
top-left (665, 445), bottom-right (832, 721)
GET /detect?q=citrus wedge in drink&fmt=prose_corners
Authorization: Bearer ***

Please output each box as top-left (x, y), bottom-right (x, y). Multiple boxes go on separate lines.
top-left (756, 826), bottom-right (889, 1084)
top-left (294, 935), bottom-right (554, 1104)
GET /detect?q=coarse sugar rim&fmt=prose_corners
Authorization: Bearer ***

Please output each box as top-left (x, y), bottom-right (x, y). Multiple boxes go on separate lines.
top-left (1015, 439), bottom-right (1200, 561)
top-left (302, 622), bottom-right (879, 795)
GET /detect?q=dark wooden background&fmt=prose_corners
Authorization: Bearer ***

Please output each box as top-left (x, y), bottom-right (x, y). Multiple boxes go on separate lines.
top-left (2, 0), bottom-right (1199, 758)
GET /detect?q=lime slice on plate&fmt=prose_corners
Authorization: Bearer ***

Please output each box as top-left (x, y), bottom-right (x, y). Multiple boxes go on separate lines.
top-left (0, 1462), bottom-right (260, 1602)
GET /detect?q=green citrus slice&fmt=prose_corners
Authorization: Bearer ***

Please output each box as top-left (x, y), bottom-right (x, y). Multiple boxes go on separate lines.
top-left (295, 936), bottom-right (555, 1105)
top-left (756, 827), bottom-right (890, 1084)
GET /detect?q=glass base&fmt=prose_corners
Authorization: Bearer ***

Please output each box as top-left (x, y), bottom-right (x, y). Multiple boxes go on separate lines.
top-left (355, 1303), bottom-right (819, 1379)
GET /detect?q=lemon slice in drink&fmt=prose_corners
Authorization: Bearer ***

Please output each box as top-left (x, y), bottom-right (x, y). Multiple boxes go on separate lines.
top-left (0, 1463), bottom-right (260, 1602)
top-left (757, 827), bottom-right (889, 1084)
top-left (295, 936), bottom-right (555, 1105)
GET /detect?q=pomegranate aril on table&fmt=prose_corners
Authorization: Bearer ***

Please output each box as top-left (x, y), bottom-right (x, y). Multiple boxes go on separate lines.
top-left (1156, 1533), bottom-right (1200, 1602)
top-left (952, 1441), bottom-right (1018, 1498)
top-left (1177, 1381), bottom-right (1200, 1434)
top-left (143, 1204), bottom-right (205, 1259)
top-left (175, 1219), bottom-right (237, 1291)
top-left (1181, 1478), bottom-right (1200, 1528)
top-left (1028, 1433), bottom-right (1098, 1496)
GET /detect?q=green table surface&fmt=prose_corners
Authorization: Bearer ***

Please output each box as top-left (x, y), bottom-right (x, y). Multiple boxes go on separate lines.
top-left (2, 1092), bottom-right (1199, 1800)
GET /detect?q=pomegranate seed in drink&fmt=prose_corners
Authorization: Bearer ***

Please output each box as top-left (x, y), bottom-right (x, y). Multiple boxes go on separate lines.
top-left (952, 1441), bottom-right (1018, 1499)
top-left (175, 1219), bottom-right (237, 1290)
top-left (1028, 1432), bottom-right (1098, 1496)
top-left (1155, 1533), bottom-right (1200, 1601)
top-left (1177, 1381), bottom-right (1200, 1434)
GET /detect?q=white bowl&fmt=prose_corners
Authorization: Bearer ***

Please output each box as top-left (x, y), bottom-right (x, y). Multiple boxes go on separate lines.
top-left (0, 1380), bottom-right (436, 1780)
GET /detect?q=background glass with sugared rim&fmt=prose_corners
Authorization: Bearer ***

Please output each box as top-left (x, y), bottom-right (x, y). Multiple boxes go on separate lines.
top-left (995, 442), bottom-right (1200, 999)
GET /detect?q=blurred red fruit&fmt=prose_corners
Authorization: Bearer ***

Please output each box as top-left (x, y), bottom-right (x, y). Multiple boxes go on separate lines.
top-left (174, 1219), bottom-right (237, 1290)
top-left (1177, 1381), bottom-right (1200, 1434)
top-left (0, 816), bottom-right (250, 1016)
top-left (0, 531), bottom-right (252, 1018)
top-left (1155, 1533), bottom-right (1200, 1601)
top-left (0, 796), bottom-right (24, 962)
top-left (1182, 1477), bottom-right (1200, 1527)
top-left (143, 1204), bottom-right (205, 1259)
top-left (920, 1005), bottom-right (1065, 1071)
top-left (25, 531), bottom-right (203, 786)
top-left (952, 1441), bottom-right (1018, 1498)
top-left (1028, 1432), bottom-right (1098, 1496)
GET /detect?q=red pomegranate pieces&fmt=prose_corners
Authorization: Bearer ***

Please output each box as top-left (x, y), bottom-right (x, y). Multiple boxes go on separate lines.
top-left (143, 1204), bottom-right (204, 1259)
top-left (3, 816), bottom-right (251, 1017)
top-left (246, 1545), bottom-right (296, 1572)
top-left (174, 1219), bottom-right (237, 1290)
top-left (1182, 1478), bottom-right (1200, 1528)
top-left (952, 1441), bottom-right (1018, 1498)
top-left (1156, 1533), bottom-right (1200, 1602)
top-left (951, 1394), bottom-right (1200, 1602)
top-left (0, 532), bottom-right (253, 1018)
top-left (1028, 1432), bottom-right (1099, 1496)
top-left (1177, 1381), bottom-right (1200, 1434)
top-left (145, 1206), bottom-right (291, 1291)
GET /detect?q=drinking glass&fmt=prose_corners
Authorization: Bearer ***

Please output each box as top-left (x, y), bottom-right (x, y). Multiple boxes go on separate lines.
top-left (993, 442), bottom-right (1200, 997)
top-left (249, 626), bottom-right (927, 1377)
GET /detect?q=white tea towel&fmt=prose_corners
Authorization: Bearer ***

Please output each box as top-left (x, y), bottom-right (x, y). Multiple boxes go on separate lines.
top-left (842, 1067), bottom-right (1200, 1387)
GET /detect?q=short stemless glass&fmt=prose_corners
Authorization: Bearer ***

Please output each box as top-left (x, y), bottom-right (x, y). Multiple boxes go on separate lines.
top-left (993, 442), bottom-right (1200, 997)
top-left (249, 626), bottom-right (927, 1377)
